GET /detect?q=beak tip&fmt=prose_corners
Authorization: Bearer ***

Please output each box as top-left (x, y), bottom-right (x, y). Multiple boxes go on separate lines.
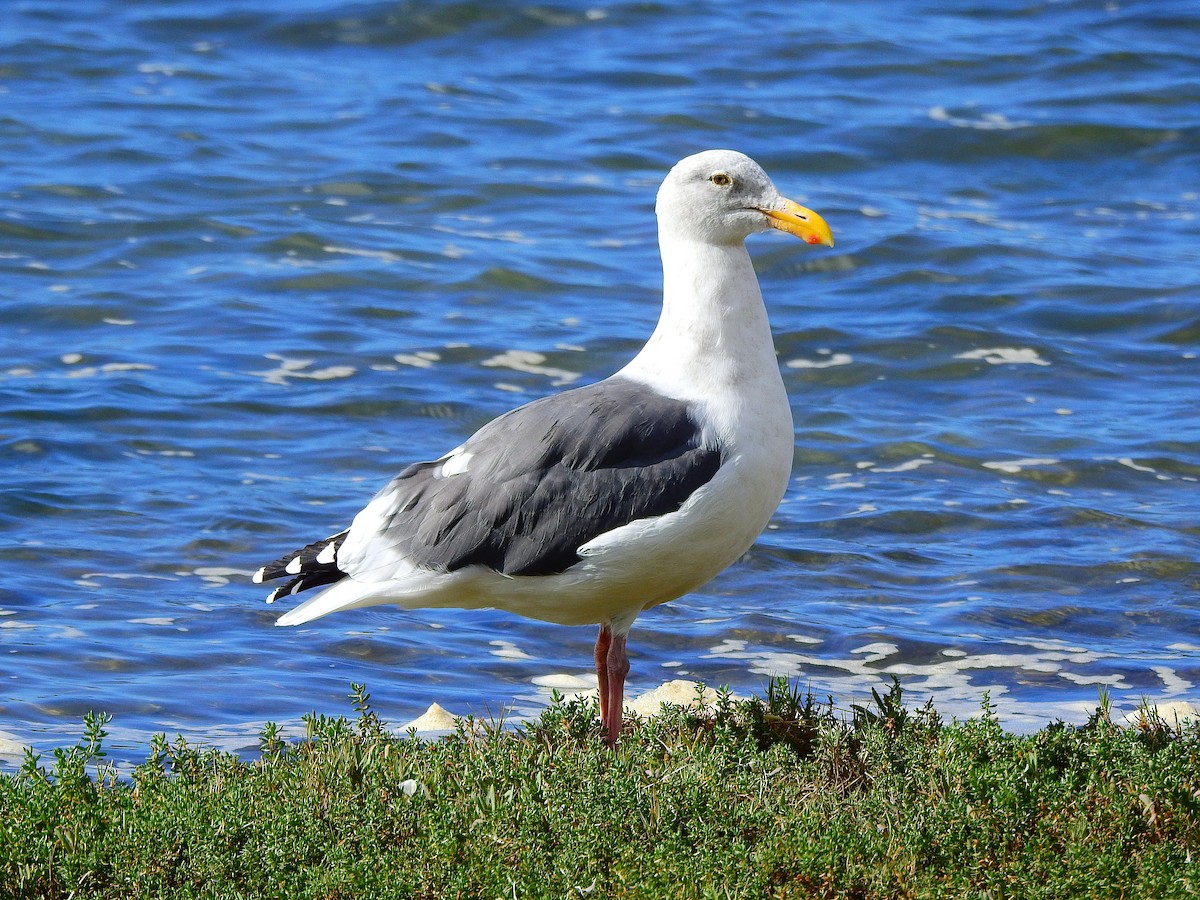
top-left (766, 200), bottom-right (834, 249)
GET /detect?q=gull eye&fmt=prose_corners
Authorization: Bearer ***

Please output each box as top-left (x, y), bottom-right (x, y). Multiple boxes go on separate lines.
top-left (709, 172), bottom-right (732, 187)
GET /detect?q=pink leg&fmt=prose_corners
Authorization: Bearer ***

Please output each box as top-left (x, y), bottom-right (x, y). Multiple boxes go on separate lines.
top-left (594, 624), bottom-right (612, 734)
top-left (603, 631), bottom-right (629, 748)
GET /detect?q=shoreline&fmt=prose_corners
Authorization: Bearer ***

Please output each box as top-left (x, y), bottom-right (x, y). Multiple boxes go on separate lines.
top-left (3, 677), bottom-right (1195, 771)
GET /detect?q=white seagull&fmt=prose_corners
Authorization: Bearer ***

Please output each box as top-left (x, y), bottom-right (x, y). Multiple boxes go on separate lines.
top-left (253, 149), bottom-right (833, 747)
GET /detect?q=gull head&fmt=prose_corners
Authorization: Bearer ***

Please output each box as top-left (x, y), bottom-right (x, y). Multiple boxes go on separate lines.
top-left (655, 149), bottom-right (833, 248)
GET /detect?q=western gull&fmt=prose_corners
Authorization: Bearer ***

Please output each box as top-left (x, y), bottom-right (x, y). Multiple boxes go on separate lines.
top-left (252, 149), bottom-right (833, 747)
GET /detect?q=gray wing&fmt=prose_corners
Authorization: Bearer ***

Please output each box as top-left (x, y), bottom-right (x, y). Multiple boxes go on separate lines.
top-left (365, 376), bottom-right (723, 577)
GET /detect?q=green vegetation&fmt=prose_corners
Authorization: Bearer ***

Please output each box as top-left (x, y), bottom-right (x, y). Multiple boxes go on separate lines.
top-left (2, 680), bottom-right (1197, 899)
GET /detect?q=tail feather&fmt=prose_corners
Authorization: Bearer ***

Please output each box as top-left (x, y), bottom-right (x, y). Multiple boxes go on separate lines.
top-left (254, 529), bottom-right (350, 603)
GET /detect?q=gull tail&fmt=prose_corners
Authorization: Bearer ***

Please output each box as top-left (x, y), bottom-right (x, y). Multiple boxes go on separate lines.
top-left (274, 577), bottom-right (396, 627)
top-left (253, 529), bottom-right (350, 604)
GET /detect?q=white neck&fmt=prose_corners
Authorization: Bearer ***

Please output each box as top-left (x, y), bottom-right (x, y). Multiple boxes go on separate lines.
top-left (618, 231), bottom-right (783, 406)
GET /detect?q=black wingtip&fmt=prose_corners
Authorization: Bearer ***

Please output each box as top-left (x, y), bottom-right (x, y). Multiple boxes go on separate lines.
top-left (255, 529), bottom-right (350, 600)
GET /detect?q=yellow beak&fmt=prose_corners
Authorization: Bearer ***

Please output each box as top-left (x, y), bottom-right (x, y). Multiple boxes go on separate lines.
top-left (762, 199), bottom-right (834, 247)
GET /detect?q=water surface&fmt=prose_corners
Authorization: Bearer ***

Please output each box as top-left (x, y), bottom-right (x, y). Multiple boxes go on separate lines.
top-left (1, 0), bottom-right (1198, 761)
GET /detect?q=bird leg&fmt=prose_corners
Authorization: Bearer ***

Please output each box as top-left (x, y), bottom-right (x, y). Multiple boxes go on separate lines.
top-left (606, 632), bottom-right (629, 747)
top-left (594, 623), bottom-right (612, 736)
top-left (595, 622), bottom-right (631, 746)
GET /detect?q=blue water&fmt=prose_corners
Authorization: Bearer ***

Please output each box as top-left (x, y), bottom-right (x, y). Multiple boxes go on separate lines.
top-left (2, 0), bottom-right (1198, 761)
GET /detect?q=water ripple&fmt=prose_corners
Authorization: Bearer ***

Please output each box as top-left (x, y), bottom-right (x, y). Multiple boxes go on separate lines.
top-left (0, 0), bottom-right (1196, 762)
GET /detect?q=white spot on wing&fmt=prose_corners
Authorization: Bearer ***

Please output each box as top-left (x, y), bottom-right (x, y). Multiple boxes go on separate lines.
top-left (317, 542), bottom-right (338, 564)
top-left (252, 567), bottom-right (266, 584)
top-left (439, 451), bottom-right (473, 478)
top-left (285, 556), bottom-right (302, 574)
